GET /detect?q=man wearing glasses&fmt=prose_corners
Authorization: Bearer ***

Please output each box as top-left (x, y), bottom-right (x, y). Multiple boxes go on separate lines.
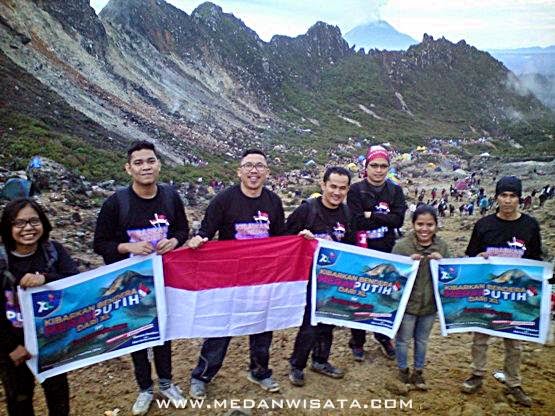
top-left (187, 149), bottom-right (285, 399)
top-left (347, 145), bottom-right (407, 362)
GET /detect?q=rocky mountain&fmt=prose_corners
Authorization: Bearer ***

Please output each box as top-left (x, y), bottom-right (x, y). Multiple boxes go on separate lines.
top-left (0, 0), bottom-right (553, 182)
top-left (344, 20), bottom-right (417, 51)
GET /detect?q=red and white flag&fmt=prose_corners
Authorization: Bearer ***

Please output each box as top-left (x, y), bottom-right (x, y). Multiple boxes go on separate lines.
top-left (163, 236), bottom-right (316, 339)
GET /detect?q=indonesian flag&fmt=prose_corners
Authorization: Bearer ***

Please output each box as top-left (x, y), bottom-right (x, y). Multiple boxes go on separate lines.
top-left (163, 236), bottom-right (316, 339)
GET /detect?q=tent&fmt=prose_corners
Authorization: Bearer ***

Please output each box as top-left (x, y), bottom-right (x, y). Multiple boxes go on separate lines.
top-left (346, 162), bottom-right (359, 172)
top-left (1, 178), bottom-right (32, 200)
top-left (305, 159), bottom-right (316, 166)
top-left (455, 180), bottom-right (469, 191)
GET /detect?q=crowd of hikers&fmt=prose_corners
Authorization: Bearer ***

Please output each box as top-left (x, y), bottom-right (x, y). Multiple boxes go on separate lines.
top-left (0, 141), bottom-right (550, 415)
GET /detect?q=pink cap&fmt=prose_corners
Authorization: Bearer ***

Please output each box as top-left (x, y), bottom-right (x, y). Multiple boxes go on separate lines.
top-left (365, 145), bottom-right (390, 165)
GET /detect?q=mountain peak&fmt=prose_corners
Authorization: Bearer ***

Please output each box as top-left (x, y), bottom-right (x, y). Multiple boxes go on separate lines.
top-left (344, 20), bottom-right (417, 51)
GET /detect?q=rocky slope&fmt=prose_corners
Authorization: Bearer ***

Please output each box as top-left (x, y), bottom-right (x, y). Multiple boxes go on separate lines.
top-left (0, 0), bottom-right (553, 180)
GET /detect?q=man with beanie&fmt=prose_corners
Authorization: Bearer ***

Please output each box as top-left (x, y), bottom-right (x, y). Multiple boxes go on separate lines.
top-left (347, 145), bottom-right (407, 361)
top-left (462, 176), bottom-right (542, 407)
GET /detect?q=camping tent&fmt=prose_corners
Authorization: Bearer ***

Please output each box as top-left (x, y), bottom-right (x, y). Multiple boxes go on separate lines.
top-left (346, 162), bottom-right (359, 172)
top-left (455, 180), bottom-right (469, 191)
top-left (1, 178), bottom-right (32, 200)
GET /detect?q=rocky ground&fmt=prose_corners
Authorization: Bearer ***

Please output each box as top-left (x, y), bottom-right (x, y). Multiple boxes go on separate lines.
top-left (0, 157), bottom-right (554, 416)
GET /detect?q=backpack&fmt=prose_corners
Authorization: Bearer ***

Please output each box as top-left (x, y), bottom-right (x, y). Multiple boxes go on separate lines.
top-left (304, 197), bottom-right (351, 231)
top-left (115, 184), bottom-right (177, 229)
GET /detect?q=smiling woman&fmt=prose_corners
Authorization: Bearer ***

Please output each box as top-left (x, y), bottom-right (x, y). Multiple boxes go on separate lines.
top-left (0, 198), bottom-right (79, 416)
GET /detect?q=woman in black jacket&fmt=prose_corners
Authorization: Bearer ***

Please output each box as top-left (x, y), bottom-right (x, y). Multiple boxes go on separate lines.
top-left (0, 198), bottom-right (78, 416)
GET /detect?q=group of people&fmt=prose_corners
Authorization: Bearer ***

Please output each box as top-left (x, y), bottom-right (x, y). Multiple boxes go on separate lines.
top-left (0, 141), bottom-right (545, 415)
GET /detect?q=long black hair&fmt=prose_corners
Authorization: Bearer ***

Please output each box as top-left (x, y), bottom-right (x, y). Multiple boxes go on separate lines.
top-left (0, 198), bottom-right (52, 251)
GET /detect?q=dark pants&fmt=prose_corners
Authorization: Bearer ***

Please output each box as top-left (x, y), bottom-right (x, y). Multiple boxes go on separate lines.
top-left (349, 328), bottom-right (391, 348)
top-left (290, 305), bottom-right (334, 370)
top-left (191, 331), bottom-right (273, 383)
top-left (0, 359), bottom-right (69, 416)
top-left (131, 340), bottom-right (172, 391)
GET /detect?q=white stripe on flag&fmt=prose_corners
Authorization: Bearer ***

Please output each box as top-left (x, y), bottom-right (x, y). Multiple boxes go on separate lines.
top-left (165, 280), bottom-right (307, 339)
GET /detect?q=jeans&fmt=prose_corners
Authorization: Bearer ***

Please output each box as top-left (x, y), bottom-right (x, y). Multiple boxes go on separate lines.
top-left (131, 340), bottom-right (172, 391)
top-left (0, 358), bottom-right (69, 416)
top-left (191, 331), bottom-right (273, 383)
top-left (349, 328), bottom-right (391, 348)
top-left (290, 300), bottom-right (334, 370)
top-left (470, 332), bottom-right (522, 387)
top-left (395, 313), bottom-right (435, 370)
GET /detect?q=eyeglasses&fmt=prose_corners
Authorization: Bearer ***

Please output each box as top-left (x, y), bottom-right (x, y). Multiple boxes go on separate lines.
top-left (368, 163), bottom-right (389, 170)
top-left (13, 217), bottom-right (42, 228)
top-left (240, 162), bottom-right (268, 171)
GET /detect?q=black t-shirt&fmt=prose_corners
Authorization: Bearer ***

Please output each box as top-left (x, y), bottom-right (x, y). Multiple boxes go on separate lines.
top-left (93, 185), bottom-right (189, 264)
top-left (285, 197), bottom-right (354, 244)
top-left (197, 185), bottom-right (285, 240)
top-left (465, 213), bottom-right (542, 260)
top-left (347, 179), bottom-right (407, 253)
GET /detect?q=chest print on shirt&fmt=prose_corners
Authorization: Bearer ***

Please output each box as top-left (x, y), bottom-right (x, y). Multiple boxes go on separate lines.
top-left (374, 201), bottom-right (390, 213)
top-left (507, 237), bottom-right (527, 252)
top-left (127, 213), bottom-right (169, 246)
top-left (235, 210), bottom-right (271, 239)
top-left (332, 222), bottom-right (346, 241)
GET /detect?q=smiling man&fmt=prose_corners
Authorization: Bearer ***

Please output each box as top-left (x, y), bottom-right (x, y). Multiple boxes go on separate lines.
top-left (462, 176), bottom-right (542, 407)
top-left (284, 166), bottom-right (354, 387)
top-left (346, 145), bottom-right (407, 362)
top-left (187, 149), bottom-right (285, 399)
top-left (93, 141), bottom-right (189, 415)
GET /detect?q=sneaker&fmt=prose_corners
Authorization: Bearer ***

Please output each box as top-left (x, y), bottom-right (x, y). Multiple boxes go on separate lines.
top-left (461, 375), bottom-right (483, 394)
top-left (505, 386), bottom-right (532, 407)
top-left (159, 384), bottom-right (186, 408)
top-left (398, 368), bottom-right (410, 384)
top-left (351, 347), bottom-right (365, 362)
top-left (132, 391), bottom-right (153, 416)
top-left (310, 362), bottom-right (345, 379)
top-left (377, 339), bottom-right (396, 360)
top-left (247, 373), bottom-right (280, 392)
top-left (410, 369), bottom-right (428, 391)
top-left (289, 367), bottom-right (305, 387)
top-left (189, 378), bottom-right (207, 400)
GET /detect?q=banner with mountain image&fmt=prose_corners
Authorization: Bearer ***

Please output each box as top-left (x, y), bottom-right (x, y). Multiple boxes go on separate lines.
top-left (431, 257), bottom-right (553, 343)
top-left (19, 254), bottom-right (166, 382)
top-left (311, 239), bottom-right (420, 338)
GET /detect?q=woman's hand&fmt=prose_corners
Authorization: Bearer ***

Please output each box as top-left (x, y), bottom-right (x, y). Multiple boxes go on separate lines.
top-left (9, 345), bottom-right (31, 366)
top-left (19, 273), bottom-right (46, 288)
top-left (429, 252), bottom-right (443, 260)
top-left (410, 254), bottom-right (422, 260)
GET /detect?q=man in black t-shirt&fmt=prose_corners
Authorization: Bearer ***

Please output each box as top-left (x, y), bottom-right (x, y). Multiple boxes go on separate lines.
top-left (347, 146), bottom-right (407, 361)
top-left (94, 141), bottom-right (189, 415)
top-left (461, 176), bottom-right (542, 407)
top-left (286, 166), bottom-right (354, 387)
top-left (187, 149), bottom-right (285, 399)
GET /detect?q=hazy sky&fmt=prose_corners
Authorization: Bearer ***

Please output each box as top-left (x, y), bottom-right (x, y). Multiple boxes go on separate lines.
top-left (90, 0), bottom-right (555, 50)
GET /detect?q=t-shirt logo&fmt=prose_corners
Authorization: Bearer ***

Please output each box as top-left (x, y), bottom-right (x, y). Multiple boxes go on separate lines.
top-left (332, 222), bottom-right (346, 241)
top-left (4, 290), bottom-right (22, 328)
top-left (486, 236), bottom-right (526, 258)
top-left (127, 213), bottom-right (170, 247)
top-left (507, 237), bottom-right (526, 251)
top-left (374, 202), bottom-right (390, 213)
top-left (253, 211), bottom-right (269, 223)
top-left (235, 211), bottom-right (271, 239)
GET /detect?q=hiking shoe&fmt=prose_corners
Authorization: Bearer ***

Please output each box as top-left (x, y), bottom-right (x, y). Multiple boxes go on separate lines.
top-left (411, 369), bottom-right (429, 391)
top-left (377, 338), bottom-right (396, 360)
top-left (505, 386), bottom-right (532, 407)
top-left (160, 384), bottom-right (186, 408)
top-left (461, 375), bottom-right (483, 393)
top-left (132, 390), bottom-right (153, 416)
top-left (247, 373), bottom-right (280, 392)
top-left (289, 367), bottom-right (305, 387)
top-left (310, 361), bottom-right (345, 379)
top-left (189, 378), bottom-right (207, 400)
top-left (398, 368), bottom-right (410, 384)
top-left (351, 347), bottom-right (365, 362)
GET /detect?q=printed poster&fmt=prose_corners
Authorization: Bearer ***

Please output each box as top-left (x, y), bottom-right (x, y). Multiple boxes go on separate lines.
top-left (19, 255), bottom-right (166, 382)
top-left (431, 257), bottom-right (553, 343)
top-left (311, 239), bottom-right (419, 338)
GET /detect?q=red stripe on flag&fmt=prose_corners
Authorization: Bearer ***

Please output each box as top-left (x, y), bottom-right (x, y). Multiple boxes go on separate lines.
top-left (162, 235), bottom-right (316, 290)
